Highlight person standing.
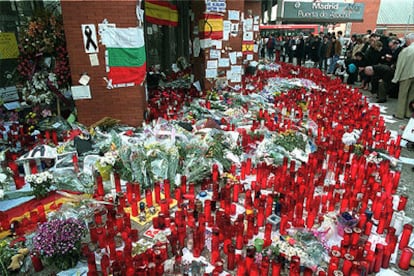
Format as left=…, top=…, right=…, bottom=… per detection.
left=267, top=34, right=275, bottom=61
left=327, top=36, right=342, bottom=74
left=274, top=36, right=282, bottom=62
left=392, top=33, right=414, bottom=119
left=287, top=36, right=296, bottom=63
left=319, top=35, right=329, bottom=71
left=352, top=37, right=365, bottom=59
left=310, top=35, right=321, bottom=68
left=295, top=33, right=305, bottom=66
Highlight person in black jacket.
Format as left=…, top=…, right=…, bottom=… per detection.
left=295, top=33, right=305, bottom=66
left=310, top=35, right=321, bottom=68
left=364, top=64, right=394, bottom=103
left=366, top=40, right=383, bottom=93
left=319, top=35, right=329, bottom=71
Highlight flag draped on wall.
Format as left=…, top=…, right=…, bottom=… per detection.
left=199, top=13, right=223, bottom=40
left=145, top=0, right=179, bottom=27
left=101, top=27, right=146, bottom=88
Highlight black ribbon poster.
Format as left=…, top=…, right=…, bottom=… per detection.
left=81, top=24, right=99, bottom=54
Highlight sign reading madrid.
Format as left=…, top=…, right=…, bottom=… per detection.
left=281, top=1, right=365, bottom=23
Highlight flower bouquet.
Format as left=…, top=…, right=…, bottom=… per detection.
left=95, top=151, right=117, bottom=181
left=0, top=166, right=14, bottom=194
left=0, top=239, right=17, bottom=275
left=33, top=218, right=86, bottom=270
left=25, top=171, right=54, bottom=199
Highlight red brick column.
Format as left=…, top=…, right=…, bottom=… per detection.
left=61, top=0, right=146, bottom=127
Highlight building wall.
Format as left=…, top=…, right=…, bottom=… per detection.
left=61, top=0, right=146, bottom=127
left=351, top=0, right=381, bottom=35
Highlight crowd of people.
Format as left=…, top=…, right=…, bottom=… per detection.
left=259, top=30, right=414, bottom=119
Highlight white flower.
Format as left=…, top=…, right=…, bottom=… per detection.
left=0, top=173, right=7, bottom=183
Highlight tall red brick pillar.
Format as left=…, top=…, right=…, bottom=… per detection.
left=351, top=0, right=381, bottom=35
left=61, top=0, right=146, bottom=127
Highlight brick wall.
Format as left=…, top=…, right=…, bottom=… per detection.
left=351, top=0, right=381, bottom=35
left=61, top=0, right=146, bottom=127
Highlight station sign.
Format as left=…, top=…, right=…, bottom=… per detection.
left=280, top=1, right=365, bottom=23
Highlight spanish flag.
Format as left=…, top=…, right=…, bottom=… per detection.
left=242, top=41, right=255, bottom=55
left=199, top=13, right=223, bottom=40
left=145, top=0, right=179, bottom=27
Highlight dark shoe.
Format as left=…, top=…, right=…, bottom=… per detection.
left=376, top=99, right=387, bottom=103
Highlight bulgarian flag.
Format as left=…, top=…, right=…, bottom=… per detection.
left=199, top=13, right=223, bottom=40
left=145, top=0, right=178, bottom=27
left=101, top=27, right=146, bottom=88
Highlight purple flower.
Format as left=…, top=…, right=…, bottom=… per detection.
left=33, top=218, right=86, bottom=258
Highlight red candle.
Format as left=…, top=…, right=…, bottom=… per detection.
left=328, top=261, right=338, bottom=276
left=343, top=254, right=354, bottom=276
left=87, top=252, right=96, bottom=274
left=114, top=173, right=121, bottom=193
left=164, top=179, right=171, bottom=200
left=271, top=259, right=282, bottom=275
left=116, top=213, right=124, bottom=232
left=134, top=183, right=141, bottom=201
left=174, top=187, right=182, bottom=205
left=364, top=221, right=373, bottom=236
left=227, top=244, right=236, bottom=270
left=72, top=153, right=79, bottom=173
left=160, top=199, right=169, bottom=215
left=180, top=175, right=187, bottom=194
left=96, top=176, right=105, bottom=196
left=351, top=227, right=361, bottom=246
left=126, top=183, right=133, bottom=203
left=381, top=247, right=392, bottom=268
left=398, top=194, right=408, bottom=211
left=399, top=224, right=413, bottom=250
left=236, top=260, right=247, bottom=276
left=145, top=189, right=153, bottom=207
left=289, top=255, right=300, bottom=276
left=45, top=130, right=50, bottom=141
left=52, top=130, right=58, bottom=145
left=233, top=184, right=239, bottom=202
left=131, top=200, right=138, bottom=217
left=31, top=252, right=43, bottom=272
left=373, top=244, right=384, bottom=273
left=154, top=182, right=161, bottom=204
left=398, top=247, right=414, bottom=270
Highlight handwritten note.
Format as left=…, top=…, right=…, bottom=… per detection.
left=206, top=68, right=218, bottom=78
left=218, top=58, right=230, bottom=67
left=210, top=49, right=221, bottom=59
left=207, top=60, right=218, bottom=69
left=228, top=10, right=240, bottom=21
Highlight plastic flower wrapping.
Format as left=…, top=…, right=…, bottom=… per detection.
left=271, top=228, right=329, bottom=271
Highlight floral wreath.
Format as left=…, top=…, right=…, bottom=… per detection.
left=17, top=10, right=71, bottom=106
